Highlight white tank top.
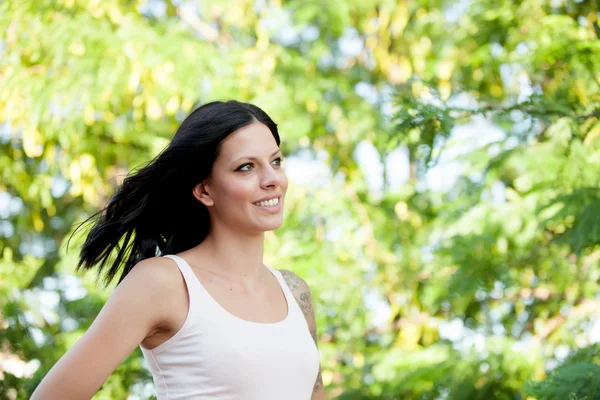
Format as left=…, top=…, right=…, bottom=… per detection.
left=140, top=254, right=320, bottom=400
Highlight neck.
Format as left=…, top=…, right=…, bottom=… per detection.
left=187, top=223, right=266, bottom=280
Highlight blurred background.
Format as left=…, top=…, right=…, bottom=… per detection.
left=1, top=0, right=600, bottom=399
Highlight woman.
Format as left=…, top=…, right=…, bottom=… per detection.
left=31, top=100, right=325, bottom=399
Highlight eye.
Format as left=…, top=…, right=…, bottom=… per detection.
left=272, top=157, right=283, bottom=166
left=236, top=163, right=253, bottom=172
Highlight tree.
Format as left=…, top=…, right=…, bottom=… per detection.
left=1, top=0, right=599, bottom=399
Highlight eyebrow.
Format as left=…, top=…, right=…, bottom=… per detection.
left=232, top=149, right=282, bottom=164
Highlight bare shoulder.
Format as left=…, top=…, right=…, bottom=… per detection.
left=279, top=269, right=310, bottom=293
left=278, top=269, right=315, bottom=321
left=116, top=256, right=186, bottom=324
left=116, top=257, right=182, bottom=301
left=125, top=256, right=182, bottom=288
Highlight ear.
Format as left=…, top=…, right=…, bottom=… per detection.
left=192, top=181, right=214, bottom=207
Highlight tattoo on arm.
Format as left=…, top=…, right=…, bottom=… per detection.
left=311, top=323, right=324, bottom=393
left=280, top=269, right=303, bottom=291
left=280, top=270, right=324, bottom=394
left=299, top=292, right=314, bottom=317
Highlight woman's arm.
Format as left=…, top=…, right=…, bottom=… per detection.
left=31, top=257, right=180, bottom=400
left=280, top=270, right=326, bottom=400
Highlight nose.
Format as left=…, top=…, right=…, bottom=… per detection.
left=260, top=165, right=281, bottom=190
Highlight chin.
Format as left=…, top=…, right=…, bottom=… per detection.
left=254, top=217, right=284, bottom=232
left=261, top=221, right=283, bottom=232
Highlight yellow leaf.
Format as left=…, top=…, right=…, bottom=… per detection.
left=411, top=80, right=424, bottom=97
left=365, top=37, right=378, bottom=50
left=496, top=237, right=508, bottom=254
left=69, top=162, right=81, bottom=182
left=419, top=36, right=432, bottom=54
left=394, top=201, right=409, bottom=220
left=145, top=97, right=163, bottom=120
left=255, top=23, right=269, bottom=51
left=390, top=4, right=409, bottom=37
left=490, top=83, right=503, bottom=97
left=69, top=183, right=82, bottom=197
left=132, top=95, right=144, bottom=108
left=388, top=56, right=412, bottom=84
left=127, top=72, right=141, bottom=94
left=23, top=126, right=44, bottom=158
left=436, top=60, right=454, bottom=81
left=165, top=96, right=180, bottom=116
left=79, top=154, right=95, bottom=174
left=353, top=352, right=365, bottom=368
left=321, top=369, right=333, bottom=386
left=181, top=98, right=194, bottom=112
left=306, top=99, right=317, bottom=114
left=421, top=323, right=439, bottom=346
left=584, top=122, right=600, bottom=146
left=107, top=4, right=124, bottom=24
left=68, top=42, right=86, bottom=56
left=396, top=323, right=422, bottom=348
left=438, top=81, right=451, bottom=100
left=33, top=214, right=44, bottom=232
left=409, top=213, right=422, bottom=228
left=103, top=111, right=115, bottom=122
left=84, top=105, right=95, bottom=126
left=91, top=6, right=105, bottom=18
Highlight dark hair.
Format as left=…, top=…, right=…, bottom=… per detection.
left=73, top=100, right=280, bottom=285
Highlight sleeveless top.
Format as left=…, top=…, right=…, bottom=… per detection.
left=139, top=254, right=320, bottom=400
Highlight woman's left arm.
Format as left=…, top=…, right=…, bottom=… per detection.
left=280, top=270, right=326, bottom=400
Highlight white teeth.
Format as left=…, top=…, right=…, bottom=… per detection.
left=255, top=197, right=279, bottom=207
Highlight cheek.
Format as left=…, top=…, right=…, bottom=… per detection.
left=280, top=171, right=289, bottom=194
left=221, top=178, right=255, bottom=201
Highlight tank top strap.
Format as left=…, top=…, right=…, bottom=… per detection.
left=266, top=266, right=303, bottom=320
left=163, top=255, right=201, bottom=300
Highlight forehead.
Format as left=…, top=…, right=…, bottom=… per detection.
left=219, top=122, right=278, bottom=160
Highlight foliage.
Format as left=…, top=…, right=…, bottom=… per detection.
left=525, top=363, right=600, bottom=400
left=1, top=0, right=600, bottom=399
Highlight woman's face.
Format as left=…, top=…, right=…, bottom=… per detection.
left=197, top=121, right=288, bottom=233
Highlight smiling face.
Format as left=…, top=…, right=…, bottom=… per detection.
left=193, top=121, right=288, bottom=234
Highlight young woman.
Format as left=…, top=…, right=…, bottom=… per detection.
left=31, top=100, right=325, bottom=399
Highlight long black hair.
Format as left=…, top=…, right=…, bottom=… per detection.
left=74, top=100, right=280, bottom=285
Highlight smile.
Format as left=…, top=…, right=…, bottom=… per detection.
left=252, top=197, right=280, bottom=207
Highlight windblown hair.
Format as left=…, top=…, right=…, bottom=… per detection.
left=74, top=100, right=280, bottom=285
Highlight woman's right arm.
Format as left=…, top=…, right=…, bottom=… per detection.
left=31, top=257, right=178, bottom=400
